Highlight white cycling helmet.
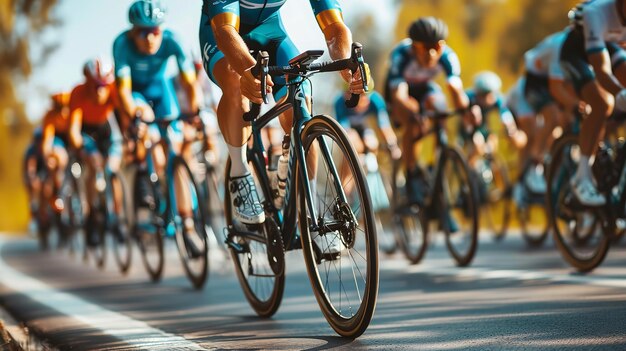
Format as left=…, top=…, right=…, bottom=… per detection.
left=83, top=57, right=114, bottom=85
left=473, top=71, right=502, bottom=94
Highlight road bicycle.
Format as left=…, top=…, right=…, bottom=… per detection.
left=390, top=110, right=479, bottom=266
left=546, top=115, right=626, bottom=272
left=131, top=114, right=210, bottom=289
left=224, top=43, right=378, bottom=338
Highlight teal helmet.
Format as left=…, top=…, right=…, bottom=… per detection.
left=128, top=0, right=166, bottom=27
left=473, top=71, right=502, bottom=94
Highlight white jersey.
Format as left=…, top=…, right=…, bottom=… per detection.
left=524, top=29, right=569, bottom=80
left=580, top=0, right=626, bottom=53
left=506, top=77, right=534, bottom=118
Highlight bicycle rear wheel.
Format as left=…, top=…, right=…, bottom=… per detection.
left=172, top=156, right=209, bottom=289
left=224, top=158, right=285, bottom=318
left=298, top=115, right=378, bottom=338
left=132, top=167, right=165, bottom=282
left=109, top=172, right=133, bottom=274
left=441, top=146, right=479, bottom=267
left=546, top=135, right=610, bottom=272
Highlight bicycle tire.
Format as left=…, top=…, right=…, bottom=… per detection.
left=483, top=155, right=511, bottom=241
left=441, top=146, right=479, bottom=267
left=109, top=172, right=133, bottom=274
left=391, top=159, right=428, bottom=264
left=172, top=156, right=210, bottom=289
left=132, top=167, right=165, bottom=282
left=298, top=115, right=378, bottom=338
left=546, top=134, right=610, bottom=272
left=59, top=166, right=86, bottom=255
left=84, top=188, right=107, bottom=270
left=224, top=158, right=285, bottom=318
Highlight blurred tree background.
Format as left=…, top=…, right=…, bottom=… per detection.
left=0, top=0, right=60, bottom=232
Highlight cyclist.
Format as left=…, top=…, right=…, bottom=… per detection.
left=199, top=0, right=370, bottom=225
left=561, top=0, right=626, bottom=206
left=68, top=57, right=124, bottom=245
left=461, top=71, right=525, bottom=161
left=384, top=17, right=475, bottom=205
left=23, top=127, right=45, bottom=227
left=334, top=90, right=400, bottom=159
left=517, top=28, right=582, bottom=194
left=113, top=0, right=200, bottom=236
left=40, top=92, right=73, bottom=213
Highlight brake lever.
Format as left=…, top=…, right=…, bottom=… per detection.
left=345, top=42, right=366, bottom=108
left=243, top=51, right=270, bottom=122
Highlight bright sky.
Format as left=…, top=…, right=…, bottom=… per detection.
left=24, top=0, right=396, bottom=121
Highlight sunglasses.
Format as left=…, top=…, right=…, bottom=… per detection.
left=135, top=26, right=162, bottom=38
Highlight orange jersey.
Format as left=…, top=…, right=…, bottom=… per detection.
left=69, top=83, right=120, bottom=127
left=42, top=108, right=71, bottom=136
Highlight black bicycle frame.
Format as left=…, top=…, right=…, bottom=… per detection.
left=246, top=81, right=348, bottom=249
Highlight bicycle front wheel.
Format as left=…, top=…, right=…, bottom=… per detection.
left=391, top=159, right=428, bottom=264
left=298, top=115, right=378, bottom=338
left=108, top=172, right=133, bottom=274
left=441, top=146, right=479, bottom=267
left=132, top=167, right=165, bottom=282
left=172, top=156, right=210, bottom=290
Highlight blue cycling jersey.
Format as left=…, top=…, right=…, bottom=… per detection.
left=385, top=39, right=461, bottom=96
left=202, top=0, right=341, bottom=26
left=464, top=89, right=515, bottom=138
left=113, top=29, right=194, bottom=88
left=466, top=90, right=511, bottom=120
left=334, top=91, right=391, bottom=130
left=113, top=29, right=194, bottom=119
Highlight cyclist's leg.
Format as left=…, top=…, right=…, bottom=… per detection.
left=201, top=30, right=264, bottom=223
left=559, top=30, right=612, bottom=206
left=49, top=136, right=68, bottom=211
left=81, top=133, right=103, bottom=210
left=147, top=79, right=196, bottom=221
left=23, top=144, right=41, bottom=216
left=103, top=116, right=124, bottom=214
left=390, top=83, right=421, bottom=172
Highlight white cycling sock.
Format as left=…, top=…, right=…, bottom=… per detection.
left=575, top=155, right=592, bottom=183
left=228, top=144, right=250, bottom=177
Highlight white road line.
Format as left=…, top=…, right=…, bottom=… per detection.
left=0, top=236, right=208, bottom=350
left=382, top=262, right=626, bottom=288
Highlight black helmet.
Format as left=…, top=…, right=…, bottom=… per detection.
left=408, top=17, right=448, bottom=43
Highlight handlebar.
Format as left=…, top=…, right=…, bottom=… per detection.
left=243, top=42, right=369, bottom=122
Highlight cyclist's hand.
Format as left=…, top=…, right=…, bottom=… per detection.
left=575, top=100, right=589, bottom=114
left=135, top=105, right=154, bottom=123
left=467, top=105, right=482, bottom=127
left=70, top=131, right=83, bottom=150
left=340, top=63, right=373, bottom=94
left=616, top=89, right=626, bottom=112
left=389, top=144, right=402, bottom=160
left=511, top=129, right=528, bottom=149
left=241, top=68, right=273, bottom=104
left=46, top=155, right=58, bottom=170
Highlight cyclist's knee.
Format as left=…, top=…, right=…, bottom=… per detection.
left=582, top=82, right=614, bottom=117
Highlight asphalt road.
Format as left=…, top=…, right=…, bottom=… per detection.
left=1, top=230, right=626, bottom=350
